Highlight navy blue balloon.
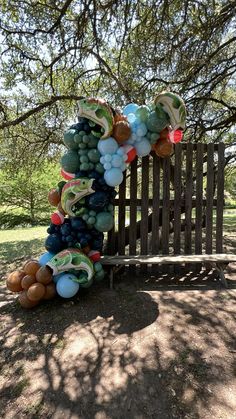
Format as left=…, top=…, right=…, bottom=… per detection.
left=86, top=191, right=109, bottom=211
left=70, top=217, right=87, bottom=231
left=45, top=234, right=63, bottom=253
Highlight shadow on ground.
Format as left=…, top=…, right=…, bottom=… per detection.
left=1, top=267, right=236, bottom=419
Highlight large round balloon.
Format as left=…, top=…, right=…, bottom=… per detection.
left=56, top=273, right=80, bottom=298
left=104, top=167, right=123, bottom=187
left=123, top=103, right=139, bottom=116
left=95, top=212, right=114, bottom=232
left=135, top=139, right=151, bottom=157
left=98, top=137, right=118, bottom=155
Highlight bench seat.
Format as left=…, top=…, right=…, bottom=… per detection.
left=100, top=254, right=236, bottom=288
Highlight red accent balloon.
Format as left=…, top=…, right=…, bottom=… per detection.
left=61, top=169, right=76, bottom=180
left=121, top=144, right=137, bottom=163
left=168, top=129, right=183, bottom=144
left=51, top=211, right=65, bottom=225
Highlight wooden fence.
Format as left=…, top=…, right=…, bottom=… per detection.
left=106, top=143, right=225, bottom=262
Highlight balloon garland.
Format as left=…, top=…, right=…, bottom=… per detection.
left=6, top=92, right=186, bottom=308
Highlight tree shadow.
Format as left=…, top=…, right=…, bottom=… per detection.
left=0, top=277, right=236, bottom=418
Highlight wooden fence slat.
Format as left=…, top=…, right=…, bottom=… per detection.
left=173, top=144, right=182, bottom=255
left=118, top=174, right=126, bottom=255
left=140, top=156, right=149, bottom=272
left=129, top=158, right=138, bottom=273
left=216, top=143, right=225, bottom=253
left=162, top=157, right=170, bottom=255
left=206, top=143, right=214, bottom=254
left=195, top=143, right=204, bottom=254
left=152, top=154, right=160, bottom=254
left=184, top=143, right=193, bottom=255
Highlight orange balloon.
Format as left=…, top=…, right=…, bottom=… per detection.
left=23, top=260, right=40, bottom=276
left=48, top=188, right=60, bottom=206
left=19, top=291, right=39, bottom=308
left=82, top=245, right=91, bottom=255
left=153, top=138, right=173, bottom=158
left=7, top=270, right=25, bottom=292
left=21, top=275, right=36, bottom=290
left=43, top=283, right=56, bottom=300
left=113, top=121, right=131, bottom=144
left=27, top=283, right=46, bottom=301
left=36, top=266, right=52, bottom=285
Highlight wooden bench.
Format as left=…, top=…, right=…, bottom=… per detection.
left=101, top=254, right=236, bottom=289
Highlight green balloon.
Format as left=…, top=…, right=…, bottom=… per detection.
left=88, top=149, right=100, bottom=163
left=95, top=270, right=105, bottom=281
left=78, top=149, right=88, bottom=156
left=94, top=212, right=114, bottom=232
left=80, top=162, right=89, bottom=171
left=61, top=150, right=80, bottom=173
left=80, top=155, right=89, bottom=163
left=87, top=216, right=96, bottom=225
left=94, top=262, right=103, bottom=272
left=83, top=135, right=89, bottom=144
left=79, top=142, right=86, bottom=149
left=135, top=105, right=149, bottom=122
left=95, top=163, right=105, bottom=174
left=63, top=129, right=78, bottom=150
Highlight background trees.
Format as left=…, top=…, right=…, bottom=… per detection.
left=0, top=0, right=235, bottom=222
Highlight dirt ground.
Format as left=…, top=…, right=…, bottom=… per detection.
left=1, top=265, right=236, bottom=419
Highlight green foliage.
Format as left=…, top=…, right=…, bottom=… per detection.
left=0, top=162, right=61, bottom=226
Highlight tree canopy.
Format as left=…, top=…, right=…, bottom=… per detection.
left=0, top=0, right=236, bottom=169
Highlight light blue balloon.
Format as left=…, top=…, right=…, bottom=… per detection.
left=100, top=156, right=105, bottom=164
left=135, top=139, right=152, bottom=157
left=98, top=137, right=118, bottom=155
left=136, top=122, right=147, bottom=137
left=104, top=168, right=123, bottom=187
left=39, top=252, right=55, bottom=266
left=104, top=162, right=112, bottom=170
left=104, top=154, right=112, bottom=162
left=56, top=273, right=80, bottom=298
left=127, top=113, right=136, bottom=124
left=111, top=154, right=123, bottom=167
left=123, top=103, right=139, bottom=116
left=53, top=272, right=66, bottom=284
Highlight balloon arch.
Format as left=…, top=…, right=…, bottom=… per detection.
left=6, top=92, right=186, bottom=308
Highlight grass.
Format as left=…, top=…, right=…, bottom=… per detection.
left=0, top=211, right=235, bottom=277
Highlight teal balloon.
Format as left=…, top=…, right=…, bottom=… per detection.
left=56, top=274, right=80, bottom=298
left=95, top=270, right=105, bottom=281
left=135, top=106, right=149, bottom=122
left=95, top=163, right=105, bottom=174
left=61, top=150, right=80, bottom=173
left=63, top=129, right=78, bottom=150
left=88, top=149, right=100, bottom=163
left=94, top=262, right=103, bottom=272
left=95, top=212, right=114, bottom=232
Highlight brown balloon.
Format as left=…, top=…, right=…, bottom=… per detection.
left=21, top=274, right=36, bottom=290
left=19, top=291, right=39, bottom=308
left=153, top=138, right=173, bottom=158
left=159, top=127, right=169, bottom=140
left=27, top=283, right=46, bottom=301
left=43, top=283, right=56, bottom=300
left=36, top=266, right=52, bottom=285
left=48, top=188, right=61, bottom=206
left=7, top=270, right=25, bottom=292
left=23, top=260, right=40, bottom=276
left=113, top=121, right=131, bottom=144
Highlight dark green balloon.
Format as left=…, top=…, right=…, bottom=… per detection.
left=61, top=150, right=80, bottom=173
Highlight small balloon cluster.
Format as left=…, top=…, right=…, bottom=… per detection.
left=6, top=92, right=186, bottom=308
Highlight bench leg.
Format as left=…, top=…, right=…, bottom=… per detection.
left=109, top=267, right=114, bottom=290
left=215, top=263, right=228, bottom=288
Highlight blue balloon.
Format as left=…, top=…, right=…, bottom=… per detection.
left=98, top=137, right=118, bottom=155
left=104, top=168, right=123, bottom=187
left=136, top=122, right=147, bottom=137
left=56, top=273, right=80, bottom=298
left=127, top=113, right=137, bottom=124
left=53, top=272, right=66, bottom=284
left=111, top=154, right=123, bottom=168
left=123, top=103, right=139, bottom=116
left=135, top=139, right=152, bottom=157
left=39, top=252, right=55, bottom=266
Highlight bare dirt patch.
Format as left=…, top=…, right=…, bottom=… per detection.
left=1, top=265, right=236, bottom=419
